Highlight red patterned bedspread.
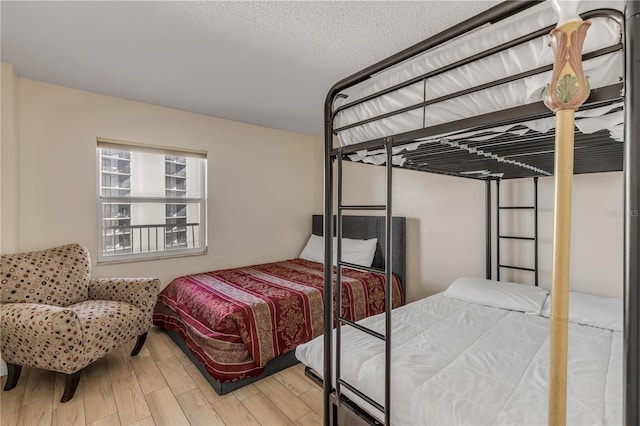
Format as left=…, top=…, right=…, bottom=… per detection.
left=153, top=258, right=402, bottom=382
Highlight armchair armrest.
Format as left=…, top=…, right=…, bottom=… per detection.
left=88, top=278, right=160, bottom=327
left=0, top=303, right=84, bottom=373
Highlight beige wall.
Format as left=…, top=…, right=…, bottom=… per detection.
left=1, top=63, right=20, bottom=254
left=0, top=63, right=21, bottom=377
left=498, top=173, right=623, bottom=298
left=313, top=136, right=624, bottom=301
left=313, top=133, right=324, bottom=214
left=3, top=72, right=316, bottom=288
left=313, top=134, right=486, bottom=302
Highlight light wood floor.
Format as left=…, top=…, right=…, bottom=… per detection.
left=0, top=327, right=323, bottom=426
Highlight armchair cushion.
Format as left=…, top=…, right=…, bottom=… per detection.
left=1, top=244, right=91, bottom=307
left=1, top=303, right=84, bottom=374
left=71, top=300, right=147, bottom=365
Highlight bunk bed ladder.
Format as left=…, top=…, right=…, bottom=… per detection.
left=334, top=139, right=393, bottom=426
left=496, top=177, right=539, bottom=286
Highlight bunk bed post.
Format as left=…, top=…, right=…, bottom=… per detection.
left=544, top=2, right=592, bottom=424
left=384, top=138, right=393, bottom=426
left=335, top=152, right=344, bottom=417
left=624, top=1, right=640, bottom=425
left=534, top=177, right=539, bottom=287
left=496, top=179, right=501, bottom=281
left=486, top=180, right=492, bottom=280
left=323, top=102, right=335, bottom=426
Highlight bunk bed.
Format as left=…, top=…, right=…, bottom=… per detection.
left=152, top=215, right=406, bottom=394
left=298, top=0, right=639, bottom=424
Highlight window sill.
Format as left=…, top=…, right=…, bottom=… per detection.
left=96, top=247, right=208, bottom=265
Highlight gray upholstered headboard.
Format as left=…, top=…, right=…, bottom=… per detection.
left=311, top=215, right=407, bottom=299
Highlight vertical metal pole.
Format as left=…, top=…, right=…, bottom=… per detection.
left=486, top=180, right=492, bottom=280
left=624, top=3, right=640, bottom=425
left=335, top=152, right=343, bottom=408
left=384, top=138, right=393, bottom=426
left=534, top=177, right=539, bottom=287
left=496, top=179, right=501, bottom=281
left=323, top=114, right=335, bottom=426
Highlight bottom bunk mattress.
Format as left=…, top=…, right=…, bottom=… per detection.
left=153, top=258, right=402, bottom=382
left=296, top=281, right=622, bottom=425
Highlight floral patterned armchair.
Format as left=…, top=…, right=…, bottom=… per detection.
left=1, top=244, right=160, bottom=402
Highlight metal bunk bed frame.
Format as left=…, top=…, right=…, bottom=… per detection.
left=322, top=1, right=639, bottom=425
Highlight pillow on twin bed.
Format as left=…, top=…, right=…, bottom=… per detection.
left=299, top=234, right=378, bottom=267
left=299, top=234, right=325, bottom=263
left=541, top=292, right=623, bottom=332
left=341, top=237, right=378, bottom=267
left=444, top=277, right=549, bottom=314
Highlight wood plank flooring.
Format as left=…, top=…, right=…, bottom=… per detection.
left=0, top=327, right=322, bottom=426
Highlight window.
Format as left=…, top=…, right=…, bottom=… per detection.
left=97, top=139, right=206, bottom=263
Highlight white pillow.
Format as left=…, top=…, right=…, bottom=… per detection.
left=541, top=292, right=623, bottom=332
left=299, top=234, right=325, bottom=263
left=299, top=235, right=378, bottom=267
left=341, top=237, right=377, bottom=267
left=444, top=277, right=549, bottom=314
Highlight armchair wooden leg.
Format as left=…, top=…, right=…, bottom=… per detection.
left=131, top=332, right=148, bottom=356
left=3, top=363, right=22, bottom=391
left=60, top=370, right=82, bottom=403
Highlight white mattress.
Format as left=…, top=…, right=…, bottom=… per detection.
left=334, top=0, right=624, bottom=149
left=295, top=293, right=622, bottom=425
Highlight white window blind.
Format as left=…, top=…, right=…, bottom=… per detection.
left=96, top=139, right=207, bottom=263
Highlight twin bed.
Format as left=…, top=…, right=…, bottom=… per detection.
left=152, top=215, right=406, bottom=394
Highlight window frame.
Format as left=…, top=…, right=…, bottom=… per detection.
left=96, top=139, right=207, bottom=264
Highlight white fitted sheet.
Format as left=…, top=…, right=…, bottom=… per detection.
left=334, top=0, right=624, bottom=148
left=295, top=293, right=622, bottom=425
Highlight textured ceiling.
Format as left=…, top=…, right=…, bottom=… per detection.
left=1, top=1, right=500, bottom=135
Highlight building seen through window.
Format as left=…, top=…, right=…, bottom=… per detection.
left=97, top=142, right=206, bottom=262
left=165, top=156, right=188, bottom=249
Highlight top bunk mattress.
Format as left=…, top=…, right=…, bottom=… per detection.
left=333, top=0, right=624, bottom=150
